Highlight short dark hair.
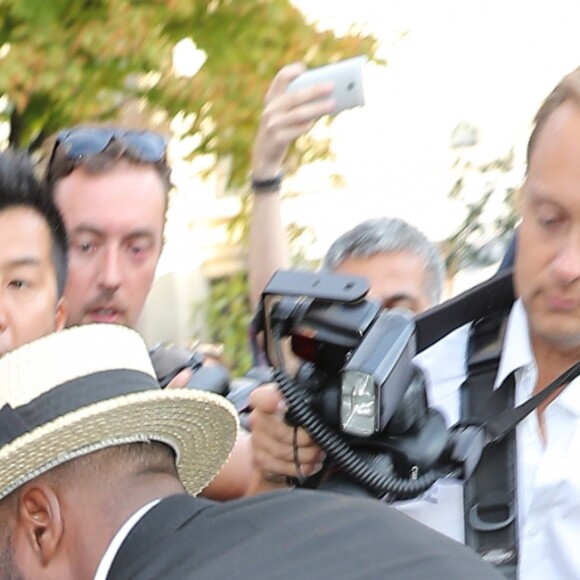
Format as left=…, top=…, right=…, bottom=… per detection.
left=34, top=441, right=177, bottom=494
left=0, top=150, right=68, bottom=297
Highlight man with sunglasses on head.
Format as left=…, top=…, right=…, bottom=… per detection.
left=44, top=125, right=254, bottom=499
left=45, top=127, right=168, bottom=330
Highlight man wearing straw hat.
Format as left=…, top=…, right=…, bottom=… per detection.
left=0, top=323, right=502, bottom=579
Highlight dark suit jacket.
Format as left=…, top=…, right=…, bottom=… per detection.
left=108, top=489, right=502, bottom=579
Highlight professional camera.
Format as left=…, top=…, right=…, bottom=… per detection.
left=149, top=342, right=273, bottom=431
left=258, top=269, right=485, bottom=501
left=150, top=342, right=230, bottom=393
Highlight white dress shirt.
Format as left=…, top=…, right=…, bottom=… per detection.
left=397, top=299, right=580, bottom=579
left=94, top=499, right=160, bottom=580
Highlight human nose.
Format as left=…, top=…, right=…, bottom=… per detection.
left=552, top=234, right=580, bottom=284
left=97, top=246, right=123, bottom=290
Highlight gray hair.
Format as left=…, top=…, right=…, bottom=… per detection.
left=322, top=217, right=445, bottom=306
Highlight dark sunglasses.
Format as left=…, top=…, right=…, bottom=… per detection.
left=47, top=126, right=167, bottom=173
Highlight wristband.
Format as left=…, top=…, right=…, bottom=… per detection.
left=251, top=172, right=283, bottom=193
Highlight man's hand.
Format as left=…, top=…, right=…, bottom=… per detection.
left=248, top=63, right=334, bottom=309
left=251, top=62, right=334, bottom=180
left=246, top=383, right=325, bottom=494
left=165, top=367, right=193, bottom=389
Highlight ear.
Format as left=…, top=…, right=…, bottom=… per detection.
left=17, top=483, right=64, bottom=566
left=55, top=297, right=67, bottom=331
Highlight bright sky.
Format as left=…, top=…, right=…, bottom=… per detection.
left=161, top=0, right=580, bottom=278
left=286, top=0, right=580, bottom=252
left=147, top=0, right=580, bottom=339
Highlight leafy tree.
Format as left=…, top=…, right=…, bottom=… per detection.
left=205, top=271, right=255, bottom=374
left=0, top=0, right=379, bottom=375
left=0, top=0, right=379, bottom=184
left=441, top=149, right=519, bottom=291
left=206, top=194, right=319, bottom=375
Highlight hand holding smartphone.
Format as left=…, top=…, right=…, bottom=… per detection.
left=286, top=56, right=367, bottom=116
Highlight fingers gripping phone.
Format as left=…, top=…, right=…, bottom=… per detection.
left=286, top=56, right=366, bottom=116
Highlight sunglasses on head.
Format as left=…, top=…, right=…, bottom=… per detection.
left=47, top=126, right=167, bottom=173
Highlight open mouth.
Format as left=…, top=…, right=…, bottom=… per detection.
left=87, top=307, right=123, bottom=323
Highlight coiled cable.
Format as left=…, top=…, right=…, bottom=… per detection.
left=271, top=324, right=452, bottom=500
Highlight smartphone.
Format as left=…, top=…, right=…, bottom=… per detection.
left=286, top=56, right=367, bottom=116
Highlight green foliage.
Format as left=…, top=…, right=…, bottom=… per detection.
left=205, top=190, right=318, bottom=376
left=0, top=0, right=380, bottom=374
left=440, top=188, right=494, bottom=278
left=0, top=0, right=379, bottom=184
left=205, top=185, right=319, bottom=376
left=205, top=271, right=254, bottom=376
left=442, top=149, right=518, bottom=279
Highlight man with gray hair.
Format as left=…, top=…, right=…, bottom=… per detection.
left=248, top=63, right=445, bottom=316
left=322, top=216, right=445, bottom=313
left=247, top=216, right=445, bottom=493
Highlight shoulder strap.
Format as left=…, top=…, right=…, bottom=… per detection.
left=414, top=269, right=514, bottom=353
left=484, top=361, right=580, bottom=443
left=461, top=310, right=518, bottom=579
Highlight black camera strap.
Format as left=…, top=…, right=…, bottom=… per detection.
left=414, top=270, right=515, bottom=353
left=462, top=320, right=580, bottom=579
left=462, top=311, right=518, bottom=579
left=413, top=270, right=518, bottom=576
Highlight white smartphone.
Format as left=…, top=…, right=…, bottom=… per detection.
left=286, top=56, right=367, bottom=116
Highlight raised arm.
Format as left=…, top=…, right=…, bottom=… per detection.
left=248, top=62, right=335, bottom=308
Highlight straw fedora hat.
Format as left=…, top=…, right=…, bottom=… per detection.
left=0, top=324, right=239, bottom=501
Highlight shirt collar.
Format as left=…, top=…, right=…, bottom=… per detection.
left=94, top=498, right=161, bottom=580
left=494, top=298, right=534, bottom=390
left=494, top=298, right=580, bottom=416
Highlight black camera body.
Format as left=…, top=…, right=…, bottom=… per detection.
left=149, top=343, right=271, bottom=430
left=259, top=269, right=482, bottom=500
left=149, top=343, right=230, bottom=394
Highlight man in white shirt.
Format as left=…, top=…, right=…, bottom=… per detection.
left=248, top=66, right=580, bottom=578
